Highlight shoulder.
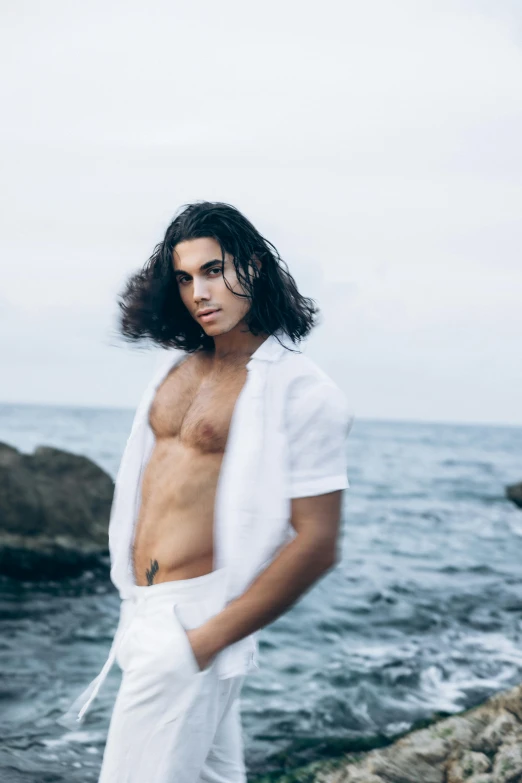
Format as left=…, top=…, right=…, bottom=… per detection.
left=275, top=349, right=354, bottom=430
left=277, top=347, right=346, bottom=398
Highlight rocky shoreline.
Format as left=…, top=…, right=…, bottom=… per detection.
left=252, top=681, right=522, bottom=783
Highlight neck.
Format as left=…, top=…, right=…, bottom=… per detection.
left=208, top=325, right=270, bottom=366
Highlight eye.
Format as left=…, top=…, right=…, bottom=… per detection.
left=208, top=267, right=221, bottom=276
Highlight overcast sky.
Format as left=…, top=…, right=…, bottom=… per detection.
left=1, top=0, right=521, bottom=426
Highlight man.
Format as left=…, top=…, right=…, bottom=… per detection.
left=59, top=201, right=355, bottom=782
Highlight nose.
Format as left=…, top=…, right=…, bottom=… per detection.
left=192, top=276, right=211, bottom=303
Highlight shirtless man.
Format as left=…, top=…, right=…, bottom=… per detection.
left=64, top=201, right=354, bottom=782
left=132, top=317, right=261, bottom=588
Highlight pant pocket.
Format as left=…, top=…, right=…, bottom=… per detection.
left=171, top=604, right=207, bottom=676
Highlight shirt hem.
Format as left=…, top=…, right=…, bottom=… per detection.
left=289, top=474, right=349, bottom=498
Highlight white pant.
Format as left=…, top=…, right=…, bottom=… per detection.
left=98, top=568, right=247, bottom=783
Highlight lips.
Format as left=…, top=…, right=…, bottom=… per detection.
left=197, top=309, right=220, bottom=318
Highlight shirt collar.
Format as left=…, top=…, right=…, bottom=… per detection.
left=246, top=328, right=300, bottom=366
left=157, top=328, right=299, bottom=376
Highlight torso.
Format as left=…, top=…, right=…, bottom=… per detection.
left=131, top=350, right=249, bottom=585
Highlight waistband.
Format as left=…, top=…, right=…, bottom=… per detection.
left=130, top=567, right=227, bottom=602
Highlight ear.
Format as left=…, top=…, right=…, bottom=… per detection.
left=250, top=254, right=262, bottom=275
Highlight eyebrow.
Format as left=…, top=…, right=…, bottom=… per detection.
left=173, top=259, right=224, bottom=278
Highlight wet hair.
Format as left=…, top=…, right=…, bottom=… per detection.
left=117, top=200, right=319, bottom=352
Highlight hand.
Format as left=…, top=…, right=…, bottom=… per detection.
left=185, top=625, right=219, bottom=673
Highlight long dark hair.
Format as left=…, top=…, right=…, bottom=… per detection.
left=117, top=200, right=319, bottom=352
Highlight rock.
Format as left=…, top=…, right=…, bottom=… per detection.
left=506, top=481, right=522, bottom=509
left=367, top=745, right=445, bottom=783
left=502, top=727, right=522, bottom=746
left=492, top=683, right=522, bottom=723
left=428, top=716, right=481, bottom=750
left=364, top=718, right=482, bottom=783
left=0, top=441, right=113, bottom=578
left=492, top=742, right=522, bottom=782
left=447, top=750, right=491, bottom=782
left=341, top=772, right=384, bottom=783
left=472, top=710, right=520, bottom=753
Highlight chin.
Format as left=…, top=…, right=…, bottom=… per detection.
left=202, top=323, right=226, bottom=335
left=200, top=317, right=241, bottom=336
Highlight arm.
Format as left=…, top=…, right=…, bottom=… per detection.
left=187, top=488, right=344, bottom=670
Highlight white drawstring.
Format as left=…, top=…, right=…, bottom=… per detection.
left=56, top=598, right=137, bottom=728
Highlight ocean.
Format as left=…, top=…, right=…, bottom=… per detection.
left=1, top=402, right=521, bottom=781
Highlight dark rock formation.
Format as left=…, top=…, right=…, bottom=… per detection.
left=0, top=441, right=113, bottom=579
left=506, top=481, right=522, bottom=510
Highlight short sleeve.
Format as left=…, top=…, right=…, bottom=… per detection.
left=285, top=380, right=355, bottom=499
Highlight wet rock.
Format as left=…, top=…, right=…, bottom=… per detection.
left=506, top=481, right=522, bottom=509
left=0, top=441, right=113, bottom=579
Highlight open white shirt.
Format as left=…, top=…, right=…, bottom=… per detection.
left=61, top=328, right=355, bottom=724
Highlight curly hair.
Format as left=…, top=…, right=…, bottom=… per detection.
left=117, top=200, right=319, bottom=353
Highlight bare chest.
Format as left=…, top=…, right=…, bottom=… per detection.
left=148, top=355, right=248, bottom=454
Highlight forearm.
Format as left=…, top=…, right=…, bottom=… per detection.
left=203, top=534, right=336, bottom=656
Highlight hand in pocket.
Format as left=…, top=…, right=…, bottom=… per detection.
left=173, top=606, right=211, bottom=674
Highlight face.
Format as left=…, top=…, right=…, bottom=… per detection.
left=172, top=237, right=254, bottom=337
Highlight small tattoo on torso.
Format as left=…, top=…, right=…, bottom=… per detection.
left=146, top=559, right=159, bottom=585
